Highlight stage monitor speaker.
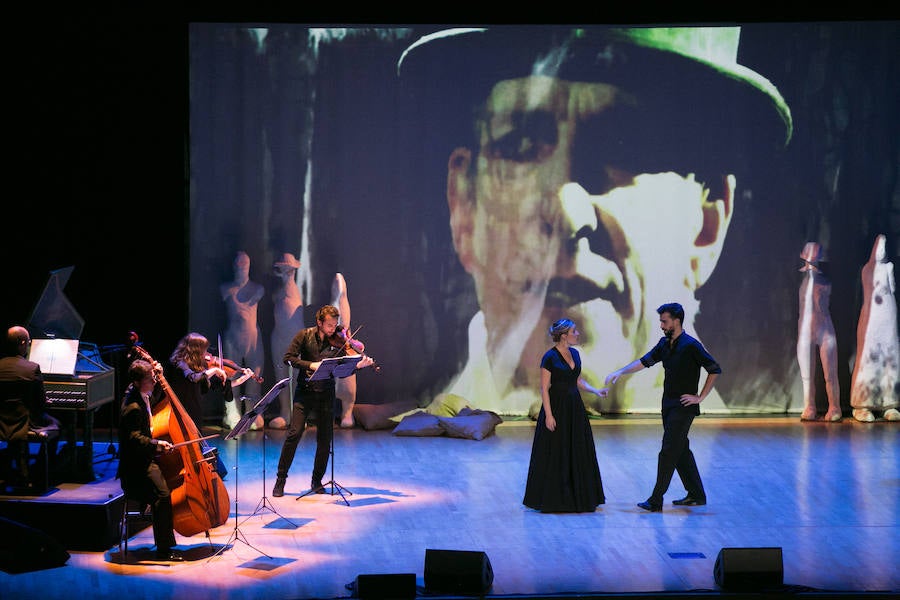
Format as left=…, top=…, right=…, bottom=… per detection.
left=354, top=573, right=416, bottom=600
left=714, top=546, right=783, bottom=591
left=424, top=548, right=493, bottom=595
left=0, top=516, right=70, bottom=574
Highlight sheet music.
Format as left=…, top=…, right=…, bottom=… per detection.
left=28, top=338, right=80, bottom=375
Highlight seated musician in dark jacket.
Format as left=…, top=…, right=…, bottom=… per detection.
left=117, top=358, right=183, bottom=561
left=0, top=326, right=60, bottom=487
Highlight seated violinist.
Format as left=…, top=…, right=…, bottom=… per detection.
left=116, top=359, right=183, bottom=561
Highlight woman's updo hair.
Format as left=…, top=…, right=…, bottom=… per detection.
left=549, top=318, right=575, bottom=343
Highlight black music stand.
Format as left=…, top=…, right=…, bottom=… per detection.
left=297, top=356, right=361, bottom=506
left=239, top=378, right=296, bottom=526
left=212, top=378, right=290, bottom=559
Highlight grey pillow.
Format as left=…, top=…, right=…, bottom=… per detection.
left=437, top=408, right=503, bottom=441
left=391, top=411, right=445, bottom=436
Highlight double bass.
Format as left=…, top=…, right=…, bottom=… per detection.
left=130, top=345, right=230, bottom=537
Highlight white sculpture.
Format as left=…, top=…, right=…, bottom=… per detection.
left=220, top=251, right=265, bottom=430
left=270, top=253, right=304, bottom=429
left=332, top=273, right=358, bottom=428
left=797, top=242, right=842, bottom=422
left=850, top=235, right=899, bottom=422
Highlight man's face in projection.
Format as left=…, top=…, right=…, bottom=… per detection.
left=447, top=75, right=734, bottom=408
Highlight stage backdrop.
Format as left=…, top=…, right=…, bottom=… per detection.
left=188, top=23, right=899, bottom=416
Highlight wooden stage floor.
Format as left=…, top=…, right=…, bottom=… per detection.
left=1, top=415, right=898, bottom=600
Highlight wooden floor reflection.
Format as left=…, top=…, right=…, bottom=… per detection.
left=2, top=415, right=898, bottom=600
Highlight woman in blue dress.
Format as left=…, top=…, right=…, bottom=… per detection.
left=523, top=318, right=607, bottom=512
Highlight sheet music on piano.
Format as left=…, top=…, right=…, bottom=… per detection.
left=28, top=338, right=79, bottom=376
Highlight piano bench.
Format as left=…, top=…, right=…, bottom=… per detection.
left=0, top=428, right=59, bottom=495
left=28, top=427, right=59, bottom=494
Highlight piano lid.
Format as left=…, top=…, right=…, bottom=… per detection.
left=26, top=266, right=84, bottom=340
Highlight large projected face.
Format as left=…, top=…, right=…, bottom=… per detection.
left=445, top=75, right=734, bottom=414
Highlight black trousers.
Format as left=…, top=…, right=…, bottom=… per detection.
left=126, top=462, right=177, bottom=551
left=275, top=389, right=334, bottom=484
left=648, top=404, right=705, bottom=505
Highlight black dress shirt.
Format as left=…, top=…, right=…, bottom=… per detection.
left=283, top=326, right=344, bottom=393
left=640, top=332, right=722, bottom=409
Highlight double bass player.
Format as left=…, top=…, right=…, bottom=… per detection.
left=119, top=343, right=231, bottom=561
left=117, top=358, right=183, bottom=561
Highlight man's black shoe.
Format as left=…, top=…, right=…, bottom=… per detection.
left=155, top=549, right=185, bottom=561
left=311, top=480, right=326, bottom=494
left=272, top=477, right=286, bottom=497
left=672, top=495, right=706, bottom=506
left=637, top=501, right=662, bottom=512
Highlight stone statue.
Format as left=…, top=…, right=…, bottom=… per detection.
left=850, top=235, right=899, bottom=422
left=220, top=251, right=265, bottom=430
left=797, top=242, right=842, bottom=422
left=332, top=273, right=358, bottom=428
left=269, top=253, right=304, bottom=429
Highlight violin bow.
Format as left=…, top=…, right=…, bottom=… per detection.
left=170, top=433, right=220, bottom=449
left=217, top=333, right=224, bottom=373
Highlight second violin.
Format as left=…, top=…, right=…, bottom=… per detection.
left=205, top=352, right=264, bottom=386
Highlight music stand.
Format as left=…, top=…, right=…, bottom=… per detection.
left=213, top=377, right=291, bottom=558
left=297, top=355, right=361, bottom=506
left=307, top=355, right=362, bottom=382
left=237, top=378, right=297, bottom=526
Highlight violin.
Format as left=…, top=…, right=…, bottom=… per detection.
left=205, top=352, right=263, bottom=386
left=328, top=325, right=381, bottom=373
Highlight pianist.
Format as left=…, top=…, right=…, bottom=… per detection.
left=0, top=326, right=61, bottom=486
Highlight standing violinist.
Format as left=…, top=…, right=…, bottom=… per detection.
left=272, top=305, right=373, bottom=497
left=117, top=359, right=183, bottom=561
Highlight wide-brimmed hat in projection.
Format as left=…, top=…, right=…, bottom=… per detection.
left=398, top=26, right=793, bottom=154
